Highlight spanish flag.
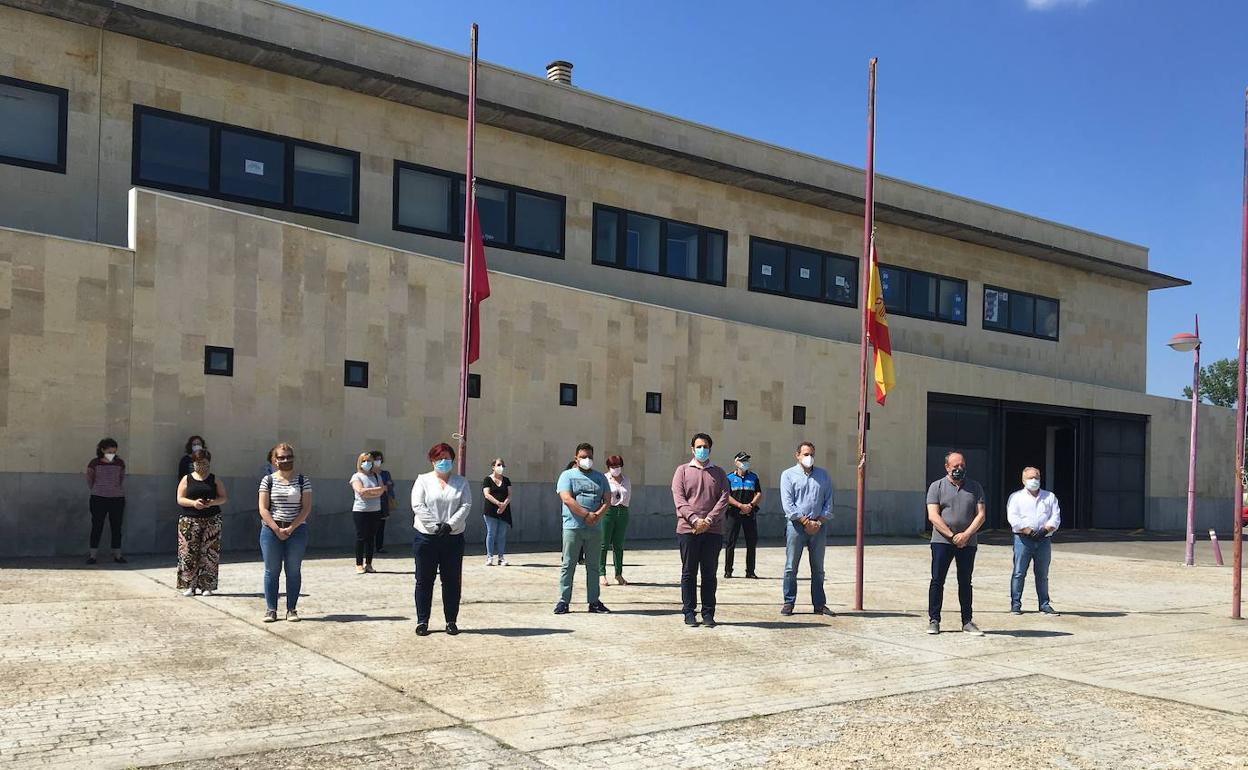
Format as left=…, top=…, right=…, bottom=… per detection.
left=866, top=236, right=895, bottom=405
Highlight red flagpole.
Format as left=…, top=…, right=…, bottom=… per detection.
left=1233, top=86, right=1246, bottom=619
left=456, top=24, right=478, bottom=476
left=854, top=58, right=877, bottom=612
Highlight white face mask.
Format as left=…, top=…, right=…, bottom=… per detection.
left=191, top=443, right=203, bottom=452
left=1024, top=478, right=1041, bottom=492
left=578, top=457, right=593, bottom=471
left=494, top=465, right=505, bottom=475
left=799, top=455, right=814, bottom=469
left=373, top=460, right=382, bottom=468
left=609, top=467, right=622, bottom=478
left=104, top=452, right=117, bottom=462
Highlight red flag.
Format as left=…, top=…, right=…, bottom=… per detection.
left=467, top=199, right=490, bottom=364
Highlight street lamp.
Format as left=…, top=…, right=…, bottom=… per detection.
left=1168, top=316, right=1200, bottom=567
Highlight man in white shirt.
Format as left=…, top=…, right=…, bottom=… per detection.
left=1006, top=466, right=1060, bottom=616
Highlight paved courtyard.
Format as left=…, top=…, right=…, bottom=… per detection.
left=2, top=537, right=1246, bottom=768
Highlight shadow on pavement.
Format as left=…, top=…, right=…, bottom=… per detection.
left=838, top=611, right=919, bottom=618
left=986, top=629, right=1073, bottom=637
left=462, top=627, right=574, bottom=637
left=719, top=621, right=827, bottom=629
left=610, top=608, right=685, bottom=617
left=1056, top=611, right=1126, bottom=618
left=304, top=614, right=408, bottom=623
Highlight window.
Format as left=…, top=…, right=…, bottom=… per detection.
left=877, top=264, right=966, bottom=324
left=0, top=76, right=68, bottom=173
left=983, top=286, right=1060, bottom=340
left=723, top=399, right=738, bottom=420
left=344, top=360, right=369, bottom=388
left=559, top=383, right=578, bottom=407
left=393, top=162, right=565, bottom=258
left=793, top=405, right=807, bottom=426
left=468, top=373, right=481, bottom=399
left=133, top=105, right=359, bottom=222
left=748, top=237, right=858, bottom=308
left=592, top=205, right=727, bottom=286
left=203, top=346, right=234, bottom=377
left=645, top=392, right=662, bottom=414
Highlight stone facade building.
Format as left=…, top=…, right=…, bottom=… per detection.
left=0, top=0, right=1233, bottom=556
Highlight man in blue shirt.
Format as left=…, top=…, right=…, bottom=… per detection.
left=555, top=442, right=611, bottom=615
left=724, top=451, right=762, bottom=579
left=779, top=441, right=835, bottom=616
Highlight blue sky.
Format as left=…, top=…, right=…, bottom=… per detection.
left=296, top=0, right=1247, bottom=400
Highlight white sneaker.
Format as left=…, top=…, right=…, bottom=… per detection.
left=486, top=556, right=495, bottom=566
left=182, top=587, right=196, bottom=597
left=200, top=589, right=214, bottom=597
left=499, top=557, right=509, bottom=566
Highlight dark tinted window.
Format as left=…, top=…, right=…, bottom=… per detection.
left=514, top=191, right=563, bottom=255
left=787, top=248, right=823, bottom=299
left=0, top=76, right=67, bottom=172
left=984, top=285, right=1058, bottom=340
left=666, top=222, right=700, bottom=280
left=705, top=231, right=726, bottom=285
left=878, top=264, right=967, bottom=325
left=219, top=129, right=285, bottom=204
left=293, top=145, right=356, bottom=217
left=593, top=205, right=725, bottom=285
left=396, top=166, right=452, bottom=234
left=594, top=208, right=620, bottom=266
left=750, top=240, right=787, bottom=292
left=749, top=237, right=857, bottom=308
left=825, top=255, right=857, bottom=305
left=880, top=267, right=904, bottom=313
left=137, top=111, right=211, bottom=190
left=625, top=212, right=661, bottom=273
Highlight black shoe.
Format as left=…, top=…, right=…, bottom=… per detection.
left=446, top=622, right=459, bottom=635
left=587, top=601, right=611, bottom=614
left=85, top=556, right=97, bottom=565
left=702, top=616, right=717, bottom=628
left=113, top=555, right=128, bottom=564
left=780, top=603, right=795, bottom=616
left=683, top=614, right=698, bottom=626
left=415, top=623, right=429, bottom=636
left=723, top=572, right=733, bottom=579
left=814, top=606, right=836, bottom=617
left=1010, top=607, right=1023, bottom=616
left=1040, top=606, right=1061, bottom=617
left=746, top=573, right=759, bottom=579
left=375, top=547, right=387, bottom=554
left=553, top=601, right=569, bottom=615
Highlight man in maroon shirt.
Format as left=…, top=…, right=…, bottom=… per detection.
left=671, top=432, right=730, bottom=627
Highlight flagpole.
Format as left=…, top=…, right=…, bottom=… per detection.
left=456, top=23, right=478, bottom=476
left=1233, top=86, right=1247, bottom=620
left=854, top=58, right=877, bottom=613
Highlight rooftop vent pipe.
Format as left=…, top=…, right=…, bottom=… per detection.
left=545, top=60, right=573, bottom=85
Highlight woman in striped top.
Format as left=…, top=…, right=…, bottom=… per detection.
left=85, top=437, right=127, bottom=564
left=258, top=442, right=312, bottom=623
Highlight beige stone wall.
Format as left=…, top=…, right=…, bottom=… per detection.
left=0, top=5, right=1148, bottom=395
left=0, top=192, right=1229, bottom=517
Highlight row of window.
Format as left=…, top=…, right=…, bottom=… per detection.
left=2, top=76, right=1060, bottom=340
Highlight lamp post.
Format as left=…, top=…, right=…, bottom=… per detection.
left=1168, top=316, right=1200, bottom=567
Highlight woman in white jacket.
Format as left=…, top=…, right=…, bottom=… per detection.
left=411, top=442, right=472, bottom=637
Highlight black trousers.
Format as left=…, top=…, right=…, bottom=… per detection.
left=678, top=532, right=722, bottom=617
left=723, top=513, right=758, bottom=575
left=413, top=531, right=464, bottom=624
left=88, top=496, right=125, bottom=550
left=929, top=543, right=977, bottom=624
left=354, top=510, right=381, bottom=565
left=375, top=517, right=387, bottom=550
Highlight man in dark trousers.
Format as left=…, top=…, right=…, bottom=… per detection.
left=723, top=451, right=762, bottom=579
left=926, top=451, right=987, bottom=636
left=671, top=433, right=730, bottom=627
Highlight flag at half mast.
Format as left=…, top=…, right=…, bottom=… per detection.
left=866, top=234, right=895, bottom=405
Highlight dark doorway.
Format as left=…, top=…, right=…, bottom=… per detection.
left=927, top=394, right=1147, bottom=530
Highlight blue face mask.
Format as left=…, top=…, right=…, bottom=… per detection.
left=739, top=462, right=750, bottom=472
left=434, top=459, right=454, bottom=474
left=693, top=447, right=710, bottom=462
left=361, top=460, right=373, bottom=471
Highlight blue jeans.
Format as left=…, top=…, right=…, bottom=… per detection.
left=484, top=515, right=509, bottom=558
left=260, top=524, right=308, bottom=612
left=782, top=520, right=827, bottom=607
left=1011, top=535, right=1053, bottom=610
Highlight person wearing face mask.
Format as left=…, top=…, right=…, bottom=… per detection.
left=926, top=451, right=987, bottom=636
left=410, top=443, right=472, bottom=636
left=178, top=435, right=207, bottom=484
left=671, top=433, right=730, bottom=627
left=175, top=448, right=228, bottom=596
left=554, top=443, right=611, bottom=615
left=724, top=451, right=762, bottom=580
left=258, top=442, right=312, bottom=623
left=371, top=451, right=395, bottom=554
left=779, top=442, right=835, bottom=616
left=85, top=437, right=127, bottom=565
left=601, top=455, right=632, bottom=586
left=1006, top=466, right=1061, bottom=616
left=482, top=458, right=513, bottom=566
left=350, top=452, right=386, bottom=575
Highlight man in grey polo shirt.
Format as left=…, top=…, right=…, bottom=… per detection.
left=926, top=451, right=987, bottom=636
